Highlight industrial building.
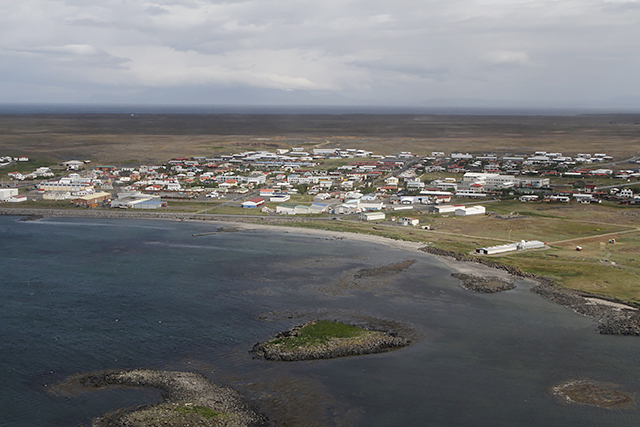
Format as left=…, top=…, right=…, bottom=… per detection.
left=476, top=240, right=546, bottom=255
left=360, top=211, right=386, bottom=221
left=455, top=206, right=486, bottom=216
left=0, top=188, right=18, bottom=201
left=71, top=192, right=112, bottom=208
left=111, top=192, right=165, bottom=209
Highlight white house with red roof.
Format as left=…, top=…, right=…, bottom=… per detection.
left=241, top=197, right=265, bottom=208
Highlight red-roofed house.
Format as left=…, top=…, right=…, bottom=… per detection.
left=241, top=197, right=265, bottom=208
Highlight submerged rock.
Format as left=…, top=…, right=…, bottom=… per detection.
left=451, top=273, right=515, bottom=293
left=552, top=380, right=634, bottom=409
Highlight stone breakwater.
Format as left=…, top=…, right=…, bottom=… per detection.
left=251, top=322, right=410, bottom=361
left=61, top=369, right=267, bottom=427
left=451, top=273, right=515, bottom=293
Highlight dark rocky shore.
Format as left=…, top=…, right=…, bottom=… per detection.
left=420, top=247, right=640, bottom=335
left=251, top=321, right=410, bottom=361
left=419, top=246, right=536, bottom=278
left=531, top=281, right=640, bottom=335
left=59, top=369, right=267, bottom=427
left=451, top=272, right=515, bottom=293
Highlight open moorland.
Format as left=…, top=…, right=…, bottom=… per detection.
left=1, top=113, right=640, bottom=164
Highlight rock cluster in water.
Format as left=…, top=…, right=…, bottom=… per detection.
left=553, top=380, right=634, bottom=409
left=251, top=321, right=410, bottom=361
left=62, top=369, right=267, bottom=427
left=353, top=259, right=416, bottom=278
left=451, top=272, right=515, bottom=293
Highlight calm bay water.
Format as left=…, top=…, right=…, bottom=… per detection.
left=1, top=216, right=639, bottom=427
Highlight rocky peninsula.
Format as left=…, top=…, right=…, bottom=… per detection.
left=251, top=320, right=410, bottom=361
left=420, top=246, right=640, bottom=336
left=58, top=369, right=267, bottom=427
left=531, top=281, right=640, bottom=335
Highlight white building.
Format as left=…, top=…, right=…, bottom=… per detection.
left=455, top=206, right=486, bottom=216
left=0, top=188, right=18, bottom=201
left=399, top=217, right=419, bottom=226
left=461, top=172, right=549, bottom=190
left=619, top=188, right=634, bottom=198
left=431, top=204, right=465, bottom=214
left=360, top=211, right=385, bottom=221
left=476, top=240, right=546, bottom=255
left=111, top=192, right=163, bottom=209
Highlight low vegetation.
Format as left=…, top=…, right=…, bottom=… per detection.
left=252, top=320, right=410, bottom=361
left=270, top=320, right=368, bottom=350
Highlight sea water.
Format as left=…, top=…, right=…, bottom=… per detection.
left=1, top=216, right=639, bottom=427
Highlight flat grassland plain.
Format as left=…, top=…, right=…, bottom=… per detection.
left=1, top=113, right=640, bottom=303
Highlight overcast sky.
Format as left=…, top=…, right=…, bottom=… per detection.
left=2, top=0, right=640, bottom=108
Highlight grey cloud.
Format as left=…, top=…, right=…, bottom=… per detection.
left=349, top=59, right=451, bottom=80
left=1, top=0, right=640, bottom=107
left=145, top=6, right=171, bottom=15
left=5, top=45, right=131, bottom=69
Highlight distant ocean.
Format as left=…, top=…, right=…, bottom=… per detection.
left=2, top=216, right=640, bottom=427
left=0, top=103, right=629, bottom=116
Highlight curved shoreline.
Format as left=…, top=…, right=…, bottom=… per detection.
left=56, top=369, right=267, bottom=427
left=5, top=207, right=640, bottom=335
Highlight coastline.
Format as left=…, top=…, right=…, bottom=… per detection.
left=0, top=207, right=498, bottom=275
left=4, top=207, right=640, bottom=334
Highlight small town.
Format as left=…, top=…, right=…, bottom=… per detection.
left=1, top=148, right=639, bottom=216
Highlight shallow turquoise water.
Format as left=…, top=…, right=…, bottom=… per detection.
left=1, top=216, right=639, bottom=426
